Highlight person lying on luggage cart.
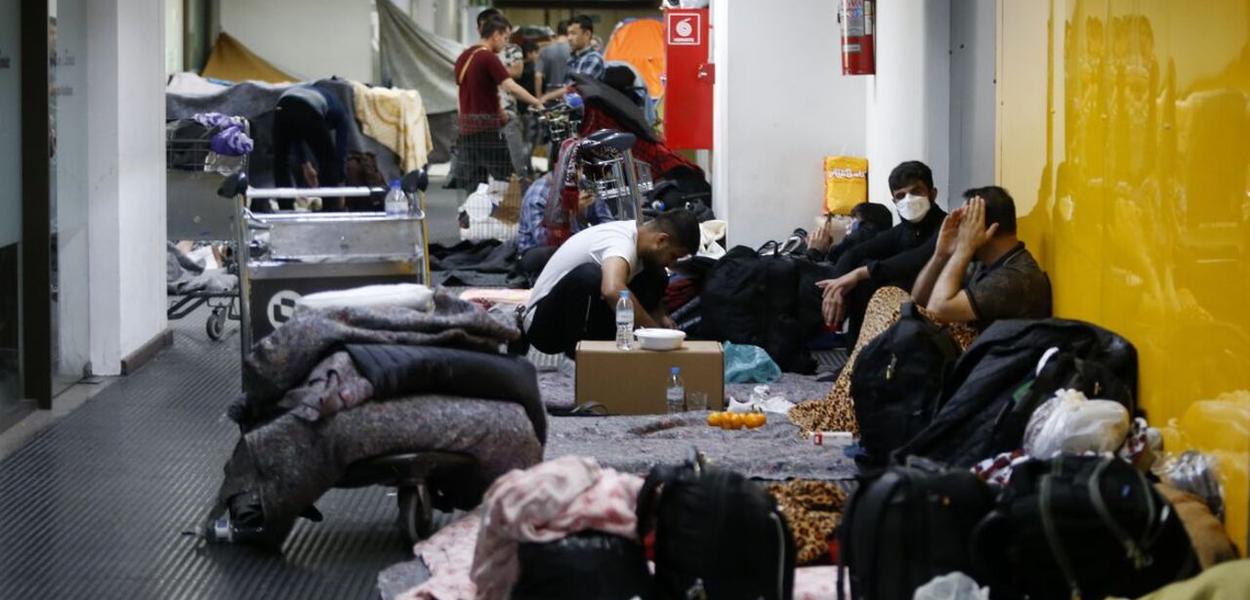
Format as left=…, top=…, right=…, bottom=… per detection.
left=522, top=209, right=700, bottom=358
left=270, top=84, right=351, bottom=212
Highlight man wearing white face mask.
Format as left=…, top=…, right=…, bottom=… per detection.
left=816, top=161, right=947, bottom=344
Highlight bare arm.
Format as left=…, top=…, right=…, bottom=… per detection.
left=501, top=78, right=543, bottom=109
left=911, top=250, right=951, bottom=308
left=924, top=248, right=977, bottom=322
left=926, top=199, right=996, bottom=323
left=912, top=208, right=963, bottom=306
left=539, top=86, right=569, bottom=105
left=534, top=72, right=544, bottom=98
left=601, top=257, right=660, bottom=328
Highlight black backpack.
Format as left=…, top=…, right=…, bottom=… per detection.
left=699, top=246, right=818, bottom=373
left=972, top=455, right=1199, bottom=600
left=849, top=303, right=962, bottom=467
left=838, top=457, right=995, bottom=600
left=637, top=452, right=796, bottom=600
left=512, top=531, right=655, bottom=600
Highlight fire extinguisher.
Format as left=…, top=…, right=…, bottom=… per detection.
left=839, top=0, right=875, bottom=75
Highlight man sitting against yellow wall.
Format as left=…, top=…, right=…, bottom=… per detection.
left=911, top=186, right=1052, bottom=326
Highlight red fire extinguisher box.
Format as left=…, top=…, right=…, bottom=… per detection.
left=663, top=8, right=712, bottom=150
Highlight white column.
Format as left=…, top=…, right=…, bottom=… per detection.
left=88, top=0, right=167, bottom=374
left=864, top=0, right=951, bottom=215
left=711, top=0, right=868, bottom=249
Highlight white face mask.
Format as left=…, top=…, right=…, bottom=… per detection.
left=896, top=194, right=931, bottom=223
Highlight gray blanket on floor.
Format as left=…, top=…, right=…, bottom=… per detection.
left=543, top=411, right=856, bottom=481
left=237, top=290, right=519, bottom=426
left=218, top=395, right=542, bottom=544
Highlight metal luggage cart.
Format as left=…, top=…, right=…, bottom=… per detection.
left=216, top=168, right=432, bottom=358
left=166, top=122, right=249, bottom=341
left=218, top=169, right=461, bottom=544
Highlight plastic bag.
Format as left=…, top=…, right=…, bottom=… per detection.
left=724, top=342, right=782, bottom=384
left=1154, top=450, right=1224, bottom=521
left=823, top=156, right=868, bottom=215
left=1023, top=389, right=1130, bottom=459
left=912, top=572, right=989, bottom=600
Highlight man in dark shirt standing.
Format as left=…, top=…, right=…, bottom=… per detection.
left=817, top=161, right=947, bottom=344
left=534, top=20, right=571, bottom=97
left=911, top=186, right=1052, bottom=327
left=454, top=15, right=543, bottom=190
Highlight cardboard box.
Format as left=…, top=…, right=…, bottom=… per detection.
left=575, top=341, right=725, bottom=415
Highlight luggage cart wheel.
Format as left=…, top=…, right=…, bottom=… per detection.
left=206, top=306, right=227, bottom=341
left=396, top=484, right=434, bottom=546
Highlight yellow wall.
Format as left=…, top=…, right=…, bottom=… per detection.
left=998, top=0, right=1250, bottom=552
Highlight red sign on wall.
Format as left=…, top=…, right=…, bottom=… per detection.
left=664, top=8, right=712, bottom=150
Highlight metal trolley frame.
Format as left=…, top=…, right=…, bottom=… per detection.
left=216, top=169, right=431, bottom=365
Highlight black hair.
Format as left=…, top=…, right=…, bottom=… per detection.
left=479, top=15, right=511, bottom=39
left=570, top=15, right=594, bottom=35
left=556, top=19, right=570, bottom=36
left=652, top=209, right=701, bottom=255
left=521, top=40, right=539, bottom=56
left=850, top=202, right=893, bottom=232
left=476, top=8, right=502, bottom=28
left=963, top=186, right=1017, bottom=234
left=887, top=161, right=934, bottom=193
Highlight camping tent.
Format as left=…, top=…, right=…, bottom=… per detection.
left=604, top=18, right=665, bottom=100
left=201, top=32, right=296, bottom=84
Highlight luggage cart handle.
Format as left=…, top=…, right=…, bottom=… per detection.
left=216, top=167, right=429, bottom=200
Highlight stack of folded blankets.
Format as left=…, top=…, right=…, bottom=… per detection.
left=212, top=284, right=546, bottom=545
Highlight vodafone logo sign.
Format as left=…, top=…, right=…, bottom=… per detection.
left=666, top=12, right=701, bottom=46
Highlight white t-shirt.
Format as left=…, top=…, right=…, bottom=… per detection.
left=524, top=221, right=642, bottom=330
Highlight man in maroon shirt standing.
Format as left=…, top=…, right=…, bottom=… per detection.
left=453, top=15, right=543, bottom=190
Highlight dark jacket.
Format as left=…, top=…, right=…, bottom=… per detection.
left=831, top=206, right=947, bottom=289
left=806, top=221, right=891, bottom=265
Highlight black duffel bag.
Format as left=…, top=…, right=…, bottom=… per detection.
left=972, top=455, right=1200, bottom=600
left=838, top=457, right=995, bottom=600
left=637, top=452, right=796, bottom=600
left=511, top=531, right=654, bottom=600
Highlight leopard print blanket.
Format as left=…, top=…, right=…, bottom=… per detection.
left=789, top=287, right=978, bottom=435
left=767, top=480, right=848, bottom=565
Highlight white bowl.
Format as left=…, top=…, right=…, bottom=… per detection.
left=634, top=328, right=687, bottom=351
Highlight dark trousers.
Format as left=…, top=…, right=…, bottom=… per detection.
left=518, top=246, right=558, bottom=287
left=527, top=262, right=667, bottom=357
left=271, top=97, right=342, bottom=211
left=844, top=279, right=880, bottom=346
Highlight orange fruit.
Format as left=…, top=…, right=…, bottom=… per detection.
left=746, top=412, right=767, bottom=428
left=731, top=413, right=748, bottom=430
left=720, top=413, right=738, bottom=430
left=707, top=412, right=723, bottom=427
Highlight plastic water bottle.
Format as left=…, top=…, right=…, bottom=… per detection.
left=384, top=179, right=406, bottom=216
left=615, top=290, right=634, bottom=350
left=666, top=367, right=685, bottom=413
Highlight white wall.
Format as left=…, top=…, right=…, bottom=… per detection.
left=949, top=0, right=996, bottom=200
left=165, top=0, right=183, bottom=75
left=711, top=0, right=868, bottom=250
left=87, top=0, right=167, bottom=374
left=865, top=0, right=951, bottom=215
left=218, top=0, right=376, bottom=82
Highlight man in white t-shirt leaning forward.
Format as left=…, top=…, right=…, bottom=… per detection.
left=524, top=210, right=702, bottom=357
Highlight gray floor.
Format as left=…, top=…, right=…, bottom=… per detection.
left=0, top=309, right=411, bottom=599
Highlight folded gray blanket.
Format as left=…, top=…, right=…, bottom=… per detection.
left=216, top=395, right=542, bottom=545
left=237, top=290, right=519, bottom=426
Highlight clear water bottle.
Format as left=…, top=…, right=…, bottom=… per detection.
left=666, top=367, right=685, bottom=413
left=615, top=290, right=634, bottom=350
left=384, top=179, right=406, bottom=216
